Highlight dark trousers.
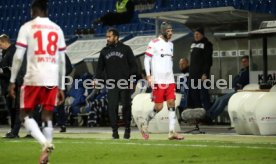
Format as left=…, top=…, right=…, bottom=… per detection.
left=206, top=92, right=235, bottom=119
left=7, top=86, right=42, bottom=135
left=188, top=81, right=211, bottom=111
left=56, top=103, right=67, bottom=127
left=6, top=96, right=15, bottom=129
left=10, top=108, right=21, bottom=135
left=6, top=86, right=21, bottom=135
left=107, top=87, right=131, bottom=131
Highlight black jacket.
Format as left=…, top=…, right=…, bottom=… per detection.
left=0, top=44, right=16, bottom=95
left=15, top=53, right=27, bottom=86
left=181, top=66, right=189, bottom=74
left=232, top=66, right=249, bottom=91
left=0, top=44, right=27, bottom=87
left=96, top=41, right=138, bottom=81
left=0, top=44, right=16, bottom=79
left=189, top=37, right=213, bottom=80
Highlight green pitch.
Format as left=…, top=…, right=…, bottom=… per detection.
left=1, top=132, right=276, bottom=164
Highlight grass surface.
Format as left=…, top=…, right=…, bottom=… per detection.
left=1, top=132, right=276, bottom=164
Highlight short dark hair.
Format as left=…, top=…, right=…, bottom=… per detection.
left=195, top=27, right=205, bottom=36
left=31, top=0, right=48, bottom=13
left=107, top=28, right=120, bottom=38
left=180, top=57, right=189, bottom=63
left=0, top=34, right=10, bottom=43
left=241, top=55, right=249, bottom=60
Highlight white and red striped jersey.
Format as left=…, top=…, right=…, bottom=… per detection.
left=144, top=37, right=174, bottom=84
left=10, top=17, right=66, bottom=89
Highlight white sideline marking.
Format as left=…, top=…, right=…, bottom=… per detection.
left=5, top=140, right=276, bottom=150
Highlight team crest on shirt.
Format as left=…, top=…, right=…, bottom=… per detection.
left=161, top=54, right=172, bottom=57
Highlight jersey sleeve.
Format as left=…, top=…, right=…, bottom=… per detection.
left=58, top=29, right=66, bottom=90
left=144, top=41, right=155, bottom=76
left=144, top=54, right=151, bottom=76
left=145, top=41, right=155, bottom=57
left=58, top=29, right=66, bottom=52
left=170, top=42, right=174, bottom=56
left=15, top=25, right=28, bottom=48
left=10, top=25, right=28, bottom=83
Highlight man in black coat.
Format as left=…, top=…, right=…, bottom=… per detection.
left=0, top=34, right=34, bottom=139
left=0, top=34, right=19, bottom=138
left=188, top=27, right=213, bottom=111
left=95, top=28, right=138, bottom=139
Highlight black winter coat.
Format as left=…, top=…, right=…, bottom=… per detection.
left=189, top=37, right=213, bottom=80
left=96, top=41, right=138, bottom=82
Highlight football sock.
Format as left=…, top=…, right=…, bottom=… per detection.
left=24, top=116, right=47, bottom=145
left=42, top=120, right=53, bottom=142
left=168, top=107, right=176, bottom=132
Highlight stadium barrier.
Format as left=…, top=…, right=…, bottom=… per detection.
left=132, top=93, right=181, bottom=133
left=228, top=84, right=276, bottom=135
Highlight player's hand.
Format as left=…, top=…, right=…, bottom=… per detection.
left=201, top=74, right=207, bottom=81
left=8, top=83, right=16, bottom=99
left=147, top=76, right=153, bottom=87
left=57, top=89, right=65, bottom=105
left=92, top=80, right=97, bottom=88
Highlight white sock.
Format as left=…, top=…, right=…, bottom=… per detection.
left=24, top=117, right=47, bottom=145
left=168, top=109, right=176, bottom=132
left=42, top=120, right=53, bottom=143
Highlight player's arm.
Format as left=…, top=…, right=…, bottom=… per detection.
left=57, top=30, right=66, bottom=105
left=9, top=26, right=27, bottom=99
left=9, top=47, right=26, bottom=99
left=144, top=41, right=154, bottom=86
left=58, top=51, right=66, bottom=90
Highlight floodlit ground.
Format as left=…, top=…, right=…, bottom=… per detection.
left=1, top=126, right=276, bottom=164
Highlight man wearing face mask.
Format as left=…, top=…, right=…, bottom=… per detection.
left=142, top=22, right=184, bottom=140
left=188, top=27, right=213, bottom=111
left=95, top=28, right=138, bottom=139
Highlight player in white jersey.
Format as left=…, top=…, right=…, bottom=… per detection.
left=143, top=22, right=184, bottom=140
left=8, top=0, right=66, bottom=163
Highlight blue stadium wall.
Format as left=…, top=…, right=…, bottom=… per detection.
left=0, top=0, right=275, bottom=39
